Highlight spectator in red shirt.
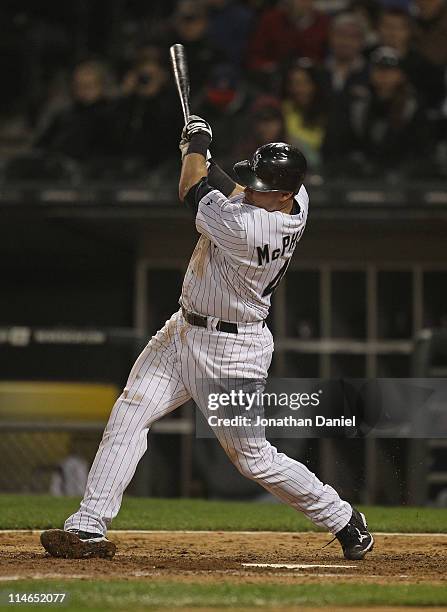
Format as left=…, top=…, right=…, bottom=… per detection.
left=246, top=0, right=330, bottom=74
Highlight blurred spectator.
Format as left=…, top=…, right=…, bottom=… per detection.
left=282, top=59, right=328, bottom=169
left=120, top=45, right=165, bottom=95
left=34, top=60, right=115, bottom=161
left=323, top=12, right=368, bottom=96
left=323, top=47, right=431, bottom=176
left=413, top=0, right=447, bottom=67
left=247, top=0, right=330, bottom=74
left=110, top=53, right=183, bottom=167
left=160, top=0, right=223, bottom=90
left=194, top=63, right=253, bottom=163
left=231, top=95, right=285, bottom=161
left=206, top=0, right=256, bottom=68
left=320, top=12, right=369, bottom=178
left=349, top=0, right=381, bottom=48
left=377, top=7, right=445, bottom=107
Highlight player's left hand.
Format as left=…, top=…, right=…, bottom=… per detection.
left=183, top=115, right=213, bottom=142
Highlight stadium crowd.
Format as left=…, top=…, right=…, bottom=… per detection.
left=2, top=0, right=447, bottom=180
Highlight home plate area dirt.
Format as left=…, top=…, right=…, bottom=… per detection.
left=0, top=531, right=446, bottom=585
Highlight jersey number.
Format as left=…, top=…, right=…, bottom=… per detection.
left=262, top=260, right=290, bottom=297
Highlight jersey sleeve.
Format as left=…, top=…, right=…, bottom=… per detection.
left=296, top=185, right=309, bottom=224
left=186, top=177, right=247, bottom=255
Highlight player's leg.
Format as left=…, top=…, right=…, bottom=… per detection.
left=208, top=424, right=373, bottom=559
left=208, top=414, right=351, bottom=531
left=183, top=324, right=370, bottom=554
left=42, top=311, right=191, bottom=558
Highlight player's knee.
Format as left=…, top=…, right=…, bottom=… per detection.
left=232, top=443, right=276, bottom=480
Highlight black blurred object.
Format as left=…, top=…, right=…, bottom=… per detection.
left=109, top=92, right=182, bottom=165
left=137, top=72, right=153, bottom=86
left=34, top=99, right=115, bottom=161
left=3, top=151, right=81, bottom=184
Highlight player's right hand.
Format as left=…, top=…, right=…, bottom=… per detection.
left=183, top=115, right=213, bottom=142
left=179, top=133, right=190, bottom=159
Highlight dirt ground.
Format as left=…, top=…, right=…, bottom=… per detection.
left=1, top=530, right=446, bottom=588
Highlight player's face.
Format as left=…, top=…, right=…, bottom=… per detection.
left=243, top=187, right=293, bottom=212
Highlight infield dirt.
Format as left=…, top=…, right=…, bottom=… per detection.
left=1, top=530, right=446, bottom=585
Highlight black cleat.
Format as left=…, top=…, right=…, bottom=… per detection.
left=40, top=528, right=116, bottom=559
left=335, top=508, right=374, bottom=560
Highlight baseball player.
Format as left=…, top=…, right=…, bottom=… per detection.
left=40, top=115, right=373, bottom=561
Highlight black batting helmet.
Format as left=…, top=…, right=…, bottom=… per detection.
left=233, top=142, right=307, bottom=193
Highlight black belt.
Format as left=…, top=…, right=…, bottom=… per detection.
left=182, top=307, right=238, bottom=333
left=181, top=307, right=266, bottom=334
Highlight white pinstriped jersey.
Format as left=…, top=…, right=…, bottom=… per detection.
left=181, top=183, right=309, bottom=323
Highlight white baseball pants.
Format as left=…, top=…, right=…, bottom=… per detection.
left=65, top=309, right=351, bottom=535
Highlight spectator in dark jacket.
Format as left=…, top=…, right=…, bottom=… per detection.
left=377, top=7, right=445, bottom=108
left=247, top=0, right=330, bottom=73
left=110, top=54, right=183, bottom=166
left=322, top=12, right=369, bottom=97
left=161, top=0, right=223, bottom=90
left=323, top=47, right=431, bottom=176
left=35, top=60, right=114, bottom=161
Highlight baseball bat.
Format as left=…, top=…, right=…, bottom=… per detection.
left=169, top=43, right=191, bottom=122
